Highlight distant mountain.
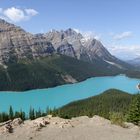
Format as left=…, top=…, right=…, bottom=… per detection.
left=0, top=18, right=135, bottom=91
left=0, top=19, right=130, bottom=70
left=127, top=58, right=140, bottom=67
left=44, top=28, right=131, bottom=70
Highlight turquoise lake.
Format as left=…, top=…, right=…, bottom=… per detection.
left=0, top=75, right=140, bottom=113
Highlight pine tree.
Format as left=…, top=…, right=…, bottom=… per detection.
left=0, top=112, right=9, bottom=122
left=15, top=111, right=20, bottom=118
left=29, top=107, right=35, bottom=120
left=19, top=109, right=26, bottom=120
left=127, top=94, right=140, bottom=125
left=9, top=106, right=14, bottom=120
left=36, top=108, right=42, bottom=118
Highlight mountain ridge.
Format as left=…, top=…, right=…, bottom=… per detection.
left=0, top=19, right=131, bottom=71
left=0, top=18, right=137, bottom=91
left=127, top=57, right=140, bottom=67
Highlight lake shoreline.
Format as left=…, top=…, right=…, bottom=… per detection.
left=0, top=73, right=139, bottom=93
left=0, top=75, right=139, bottom=113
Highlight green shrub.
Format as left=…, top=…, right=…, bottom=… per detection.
left=109, top=112, right=125, bottom=127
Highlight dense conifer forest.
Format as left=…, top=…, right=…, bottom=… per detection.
left=54, top=89, right=134, bottom=119
left=0, top=55, right=125, bottom=91
left=0, top=89, right=140, bottom=125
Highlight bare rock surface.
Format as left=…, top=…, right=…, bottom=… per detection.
left=0, top=115, right=140, bottom=140
left=0, top=19, right=130, bottom=71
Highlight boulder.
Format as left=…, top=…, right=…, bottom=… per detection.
left=12, top=118, right=23, bottom=126
left=3, top=124, right=13, bottom=133
left=33, top=118, right=50, bottom=128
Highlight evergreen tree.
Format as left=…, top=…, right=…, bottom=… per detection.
left=127, top=94, right=140, bottom=125
left=21, top=111, right=26, bottom=120
left=15, top=111, right=20, bottom=118
left=0, top=112, right=9, bottom=122
left=36, top=108, right=42, bottom=118
left=9, top=106, right=14, bottom=120
left=29, top=107, right=35, bottom=120
left=46, top=107, right=50, bottom=114
left=19, top=109, right=26, bottom=120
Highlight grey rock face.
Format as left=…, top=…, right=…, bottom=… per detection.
left=44, top=28, right=122, bottom=65
left=0, top=19, right=130, bottom=70
left=57, top=40, right=76, bottom=57
left=0, top=19, right=55, bottom=64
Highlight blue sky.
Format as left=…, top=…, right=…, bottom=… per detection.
left=0, top=0, right=140, bottom=60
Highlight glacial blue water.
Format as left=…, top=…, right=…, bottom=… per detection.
left=0, top=75, right=139, bottom=113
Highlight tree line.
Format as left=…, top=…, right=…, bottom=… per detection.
left=53, top=89, right=140, bottom=125
left=0, top=106, right=55, bottom=123
left=0, top=89, right=140, bottom=125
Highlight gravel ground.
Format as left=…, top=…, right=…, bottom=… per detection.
left=0, top=115, right=140, bottom=140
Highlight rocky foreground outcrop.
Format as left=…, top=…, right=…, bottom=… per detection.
left=0, top=115, right=140, bottom=140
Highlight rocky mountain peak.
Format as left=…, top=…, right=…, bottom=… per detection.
left=0, top=18, right=56, bottom=64
left=0, top=19, right=131, bottom=70
left=0, top=18, right=25, bottom=33
left=64, top=28, right=82, bottom=37
left=0, top=18, right=11, bottom=26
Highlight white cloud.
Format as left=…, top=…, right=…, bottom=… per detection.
left=25, top=9, right=38, bottom=16
left=73, top=28, right=101, bottom=40
left=0, top=7, right=38, bottom=22
left=107, top=31, right=139, bottom=59
left=3, top=7, right=25, bottom=22
left=112, top=31, right=132, bottom=40
left=108, top=45, right=140, bottom=60
left=73, top=30, right=139, bottom=60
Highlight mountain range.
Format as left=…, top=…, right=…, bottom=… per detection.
left=0, top=19, right=137, bottom=91
left=0, top=19, right=130, bottom=68
left=127, top=58, right=140, bottom=67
